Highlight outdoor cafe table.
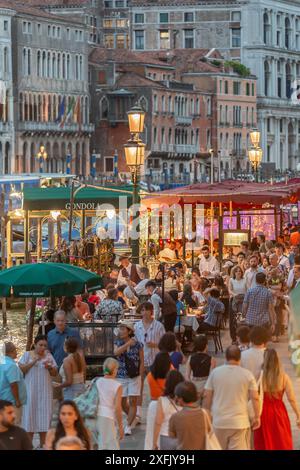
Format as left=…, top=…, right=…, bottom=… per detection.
left=180, top=308, right=204, bottom=332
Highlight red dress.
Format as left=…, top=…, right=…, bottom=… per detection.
left=254, top=391, right=293, bottom=450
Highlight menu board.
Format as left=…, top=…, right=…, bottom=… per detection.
left=223, top=230, right=250, bottom=246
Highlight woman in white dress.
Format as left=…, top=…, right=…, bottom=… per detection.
left=96, top=357, right=124, bottom=450
left=152, top=370, right=184, bottom=450
left=19, top=335, right=57, bottom=448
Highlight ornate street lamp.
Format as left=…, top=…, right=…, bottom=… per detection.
left=127, top=104, right=145, bottom=135
left=124, top=104, right=146, bottom=263
left=37, top=145, right=47, bottom=173
left=248, top=147, right=263, bottom=182
left=249, top=129, right=261, bottom=148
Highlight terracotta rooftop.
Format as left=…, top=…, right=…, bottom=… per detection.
left=89, top=48, right=175, bottom=69
left=116, top=71, right=166, bottom=89
left=0, top=0, right=83, bottom=21
left=141, top=49, right=223, bottom=73
left=20, top=0, right=89, bottom=5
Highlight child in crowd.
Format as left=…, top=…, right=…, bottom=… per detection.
left=236, top=325, right=250, bottom=352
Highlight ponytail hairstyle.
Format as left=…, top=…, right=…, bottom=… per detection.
left=64, top=337, right=82, bottom=373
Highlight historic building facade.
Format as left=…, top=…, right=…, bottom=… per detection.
left=0, top=6, right=14, bottom=175
left=0, top=0, right=94, bottom=176
left=130, top=0, right=300, bottom=171
left=89, top=48, right=214, bottom=184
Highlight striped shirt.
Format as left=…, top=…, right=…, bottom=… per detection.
left=134, top=319, right=165, bottom=367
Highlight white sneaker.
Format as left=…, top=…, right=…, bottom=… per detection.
left=124, top=424, right=132, bottom=435
left=134, top=415, right=141, bottom=426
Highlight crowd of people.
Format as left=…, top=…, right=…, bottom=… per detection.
left=1, top=228, right=300, bottom=451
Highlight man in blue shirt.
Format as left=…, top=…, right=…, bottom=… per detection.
left=47, top=310, right=83, bottom=369
left=0, top=343, right=27, bottom=425
left=242, top=272, right=275, bottom=334
left=197, top=288, right=225, bottom=331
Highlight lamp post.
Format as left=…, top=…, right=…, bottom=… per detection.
left=209, top=148, right=214, bottom=184
left=37, top=145, right=47, bottom=173
left=125, top=104, right=146, bottom=264
left=248, top=147, right=263, bottom=182
left=248, top=129, right=263, bottom=182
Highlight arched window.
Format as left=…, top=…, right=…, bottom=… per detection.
left=264, top=61, right=270, bottom=96
left=80, top=56, right=83, bottom=80
left=57, top=53, right=61, bottom=79
left=75, top=55, right=79, bottom=80
left=168, top=96, right=172, bottom=112
left=52, top=52, right=56, bottom=78
left=67, top=54, right=70, bottom=79
left=62, top=54, right=66, bottom=79
left=27, top=49, right=31, bottom=76
left=4, top=47, right=8, bottom=75
left=42, top=51, right=46, bottom=77
left=19, top=93, right=23, bottom=121
left=285, top=17, right=291, bottom=48
left=161, top=95, right=165, bottom=112
left=37, top=50, right=41, bottom=77
left=23, top=48, right=26, bottom=75
left=286, top=63, right=292, bottom=98
left=139, top=96, right=148, bottom=111
left=100, top=96, right=108, bottom=119
left=47, top=52, right=51, bottom=77
left=263, top=13, right=270, bottom=45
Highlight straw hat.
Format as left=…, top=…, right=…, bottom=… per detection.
left=118, top=320, right=135, bottom=332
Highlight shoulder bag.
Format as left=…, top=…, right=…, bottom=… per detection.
left=159, top=397, right=179, bottom=451
left=202, top=408, right=222, bottom=450
left=74, top=377, right=99, bottom=419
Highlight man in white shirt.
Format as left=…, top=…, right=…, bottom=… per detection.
left=134, top=301, right=165, bottom=422
left=198, top=245, right=220, bottom=278
left=145, top=280, right=162, bottom=320
left=124, top=267, right=150, bottom=300
left=117, top=255, right=142, bottom=286
left=244, top=255, right=264, bottom=290
left=203, top=345, right=260, bottom=450
left=158, top=241, right=177, bottom=261
left=240, top=326, right=268, bottom=381
left=275, top=243, right=290, bottom=272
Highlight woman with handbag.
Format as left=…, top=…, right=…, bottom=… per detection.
left=144, top=352, right=173, bottom=450
left=45, top=400, right=91, bottom=450
left=152, top=370, right=184, bottom=450
left=254, top=349, right=300, bottom=450
left=114, top=321, right=144, bottom=436
left=95, top=357, right=124, bottom=450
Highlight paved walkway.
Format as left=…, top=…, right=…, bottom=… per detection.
left=121, top=328, right=300, bottom=450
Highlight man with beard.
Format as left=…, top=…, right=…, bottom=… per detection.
left=0, top=400, right=32, bottom=450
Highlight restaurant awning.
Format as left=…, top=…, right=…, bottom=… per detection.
left=142, top=179, right=300, bottom=208
left=23, top=186, right=133, bottom=211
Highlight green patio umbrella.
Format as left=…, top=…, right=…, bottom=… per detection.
left=0, top=263, right=103, bottom=349
left=0, top=262, right=103, bottom=297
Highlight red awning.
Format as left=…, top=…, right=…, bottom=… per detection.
left=142, top=179, right=300, bottom=208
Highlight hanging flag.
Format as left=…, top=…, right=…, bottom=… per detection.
left=74, top=96, right=81, bottom=131
left=0, top=81, right=6, bottom=104
left=65, top=96, right=76, bottom=124
left=56, top=96, right=65, bottom=124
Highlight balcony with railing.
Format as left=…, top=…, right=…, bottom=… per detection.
left=0, top=121, right=12, bottom=133
left=18, top=121, right=95, bottom=133
left=175, top=115, right=193, bottom=126
left=152, top=143, right=198, bottom=154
